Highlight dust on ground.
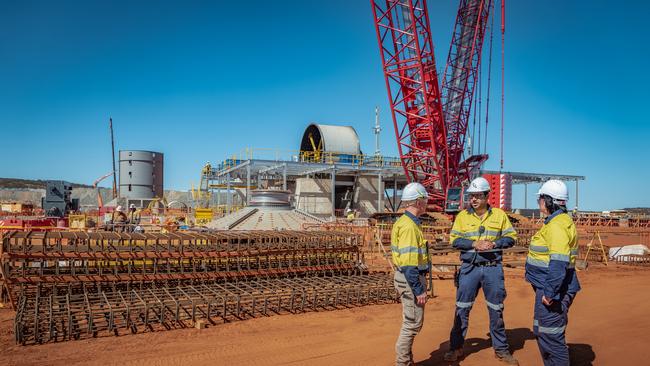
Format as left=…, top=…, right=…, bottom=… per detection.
left=1, top=265, right=647, bottom=366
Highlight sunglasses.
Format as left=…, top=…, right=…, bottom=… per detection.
left=469, top=194, right=487, bottom=200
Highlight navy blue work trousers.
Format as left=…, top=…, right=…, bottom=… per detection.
left=449, top=263, right=509, bottom=352
left=533, top=288, right=575, bottom=366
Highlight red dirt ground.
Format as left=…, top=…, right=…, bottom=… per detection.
left=1, top=264, right=648, bottom=366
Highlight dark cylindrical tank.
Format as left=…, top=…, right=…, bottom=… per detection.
left=119, top=150, right=163, bottom=199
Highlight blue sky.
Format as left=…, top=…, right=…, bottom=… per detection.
left=1, top=0, right=648, bottom=211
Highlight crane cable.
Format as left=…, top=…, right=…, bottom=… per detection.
left=500, top=0, right=505, bottom=170
left=483, top=0, right=495, bottom=156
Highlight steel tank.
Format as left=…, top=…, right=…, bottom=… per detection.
left=118, top=150, right=163, bottom=199
left=300, top=124, right=361, bottom=155
left=249, top=190, right=292, bottom=209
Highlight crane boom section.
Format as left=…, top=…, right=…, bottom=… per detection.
left=442, top=0, right=492, bottom=186
left=371, top=0, right=449, bottom=210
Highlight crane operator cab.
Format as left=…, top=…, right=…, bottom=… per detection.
left=445, top=187, right=469, bottom=213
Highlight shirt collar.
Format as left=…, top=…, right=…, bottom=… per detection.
left=544, top=209, right=564, bottom=224
left=468, top=205, right=492, bottom=216
left=404, top=211, right=422, bottom=225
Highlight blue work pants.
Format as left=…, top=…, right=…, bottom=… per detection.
left=450, top=263, right=509, bottom=352
left=533, top=288, right=575, bottom=366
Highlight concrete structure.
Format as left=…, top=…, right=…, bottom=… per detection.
left=294, top=176, right=389, bottom=217
left=207, top=190, right=325, bottom=230
left=119, top=150, right=164, bottom=206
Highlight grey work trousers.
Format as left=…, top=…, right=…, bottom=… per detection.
left=394, top=271, right=427, bottom=366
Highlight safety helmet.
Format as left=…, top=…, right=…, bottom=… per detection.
left=466, top=177, right=491, bottom=193
left=402, top=182, right=429, bottom=201
left=537, top=179, right=569, bottom=203
left=116, top=205, right=124, bottom=212
left=129, top=204, right=136, bottom=209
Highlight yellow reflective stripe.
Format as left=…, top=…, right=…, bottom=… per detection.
left=484, top=230, right=503, bottom=237
left=455, top=228, right=515, bottom=240
left=550, top=253, right=570, bottom=262
left=461, top=230, right=482, bottom=238
left=527, top=256, right=549, bottom=267
left=502, top=227, right=516, bottom=235
left=456, top=301, right=474, bottom=308
left=529, top=244, right=549, bottom=253
left=534, top=320, right=566, bottom=334
left=390, top=245, right=428, bottom=255
left=486, top=301, right=504, bottom=311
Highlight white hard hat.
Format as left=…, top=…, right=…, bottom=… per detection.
left=402, top=182, right=429, bottom=201
left=466, top=177, right=491, bottom=193
left=537, top=179, right=569, bottom=202
left=116, top=205, right=123, bottom=212
left=129, top=204, right=136, bottom=209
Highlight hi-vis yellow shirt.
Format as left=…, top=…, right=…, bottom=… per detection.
left=449, top=207, right=517, bottom=263
left=525, top=211, right=581, bottom=298
left=527, top=212, right=578, bottom=268
left=391, top=214, right=429, bottom=270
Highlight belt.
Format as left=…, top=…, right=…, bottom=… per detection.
left=473, top=261, right=499, bottom=267
left=394, top=267, right=429, bottom=274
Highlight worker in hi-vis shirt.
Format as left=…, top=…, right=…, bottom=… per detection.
left=444, top=177, right=519, bottom=365
left=526, top=180, right=580, bottom=366
left=391, top=182, right=430, bottom=366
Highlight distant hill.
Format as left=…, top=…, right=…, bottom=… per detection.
left=0, top=177, right=93, bottom=189
left=623, top=207, right=650, bottom=215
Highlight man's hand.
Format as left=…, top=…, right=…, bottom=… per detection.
left=542, top=296, right=553, bottom=306
left=473, top=240, right=496, bottom=251
left=416, top=293, right=427, bottom=306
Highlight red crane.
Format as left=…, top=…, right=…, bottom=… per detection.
left=371, top=0, right=494, bottom=211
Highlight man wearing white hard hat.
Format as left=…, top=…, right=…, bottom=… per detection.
left=391, top=182, right=430, bottom=366
left=111, top=205, right=128, bottom=232
left=127, top=204, right=141, bottom=229
left=526, top=180, right=580, bottom=365
left=444, top=177, right=519, bottom=364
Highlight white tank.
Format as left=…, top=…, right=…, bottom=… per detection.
left=119, top=150, right=163, bottom=199
left=300, top=124, right=361, bottom=155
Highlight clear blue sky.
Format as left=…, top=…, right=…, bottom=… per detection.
left=1, top=0, right=648, bottom=211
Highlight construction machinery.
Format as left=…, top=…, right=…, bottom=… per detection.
left=92, top=172, right=113, bottom=209
left=371, top=0, right=499, bottom=211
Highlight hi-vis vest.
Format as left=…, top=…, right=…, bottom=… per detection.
left=391, top=214, right=429, bottom=270
left=527, top=212, right=578, bottom=270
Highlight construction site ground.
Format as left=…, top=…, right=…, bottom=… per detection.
left=0, top=262, right=647, bottom=366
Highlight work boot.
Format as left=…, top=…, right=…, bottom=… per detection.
left=443, top=348, right=464, bottom=362
left=494, top=350, right=519, bottom=365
